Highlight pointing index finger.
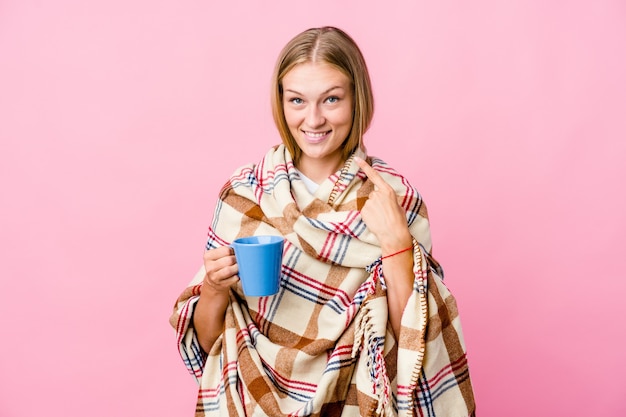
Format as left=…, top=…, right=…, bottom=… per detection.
left=355, top=156, right=388, bottom=189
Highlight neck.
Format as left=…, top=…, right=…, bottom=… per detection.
left=295, top=155, right=344, bottom=184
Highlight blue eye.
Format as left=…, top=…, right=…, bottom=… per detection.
left=290, top=98, right=304, bottom=105
left=326, top=96, right=339, bottom=104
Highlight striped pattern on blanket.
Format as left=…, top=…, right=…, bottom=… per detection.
left=170, top=144, right=475, bottom=416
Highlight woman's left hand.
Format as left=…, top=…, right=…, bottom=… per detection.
left=355, top=156, right=415, bottom=338
left=355, top=156, right=413, bottom=252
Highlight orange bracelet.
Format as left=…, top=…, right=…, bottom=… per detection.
left=381, top=245, right=413, bottom=260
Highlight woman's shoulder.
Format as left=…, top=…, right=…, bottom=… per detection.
left=230, top=144, right=288, bottom=176
left=220, top=144, right=292, bottom=198
left=366, top=155, right=419, bottom=192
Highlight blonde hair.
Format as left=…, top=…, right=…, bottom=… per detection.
left=271, top=27, right=374, bottom=163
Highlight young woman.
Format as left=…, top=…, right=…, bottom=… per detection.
left=170, top=26, right=475, bottom=417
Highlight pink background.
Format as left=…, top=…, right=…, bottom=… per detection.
left=1, top=1, right=625, bottom=416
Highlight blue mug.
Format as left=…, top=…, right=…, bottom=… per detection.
left=231, top=235, right=284, bottom=296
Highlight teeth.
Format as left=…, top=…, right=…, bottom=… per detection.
left=305, top=131, right=328, bottom=138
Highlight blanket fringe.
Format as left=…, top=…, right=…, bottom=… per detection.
left=407, top=243, right=429, bottom=410
left=352, top=260, right=394, bottom=416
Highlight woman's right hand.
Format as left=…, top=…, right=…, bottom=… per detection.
left=195, top=246, right=239, bottom=352
left=202, top=246, right=240, bottom=294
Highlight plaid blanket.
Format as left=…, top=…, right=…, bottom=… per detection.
left=170, top=145, right=475, bottom=416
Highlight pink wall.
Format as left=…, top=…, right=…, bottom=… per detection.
left=1, top=1, right=625, bottom=416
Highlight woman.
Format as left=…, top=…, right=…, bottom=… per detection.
left=170, top=27, right=475, bottom=417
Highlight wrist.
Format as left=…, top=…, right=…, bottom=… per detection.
left=381, top=245, right=413, bottom=260
left=380, top=232, right=413, bottom=255
left=200, top=280, right=231, bottom=298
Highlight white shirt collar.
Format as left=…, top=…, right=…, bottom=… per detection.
left=295, top=169, right=320, bottom=194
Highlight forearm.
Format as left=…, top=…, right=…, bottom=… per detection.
left=382, top=247, right=414, bottom=338
left=193, top=286, right=230, bottom=353
left=378, top=229, right=415, bottom=338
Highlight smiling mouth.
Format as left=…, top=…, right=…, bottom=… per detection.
left=303, top=130, right=331, bottom=142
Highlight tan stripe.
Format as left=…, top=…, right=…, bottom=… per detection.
left=427, top=277, right=476, bottom=411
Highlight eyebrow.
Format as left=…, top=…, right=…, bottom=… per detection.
left=284, top=86, right=344, bottom=95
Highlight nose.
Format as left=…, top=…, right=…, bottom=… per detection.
left=305, top=104, right=325, bottom=128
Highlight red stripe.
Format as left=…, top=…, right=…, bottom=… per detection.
left=235, top=326, right=251, bottom=346
left=176, top=299, right=192, bottom=346
left=281, top=265, right=351, bottom=306
left=262, top=362, right=319, bottom=393
left=230, top=166, right=253, bottom=183
left=400, top=175, right=412, bottom=211
left=329, top=344, right=353, bottom=358
left=256, top=294, right=271, bottom=325
left=427, top=354, right=468, bottom=388
left=395, top=355, right=464, bottom=396
left=207, top=228, right=229, bottom=246
left=329, top=210, right=360, bottom=238
left=318, top=230, right=337, bottom=262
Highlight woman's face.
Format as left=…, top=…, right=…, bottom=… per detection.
left=282, top=62, right=353, bottom=179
